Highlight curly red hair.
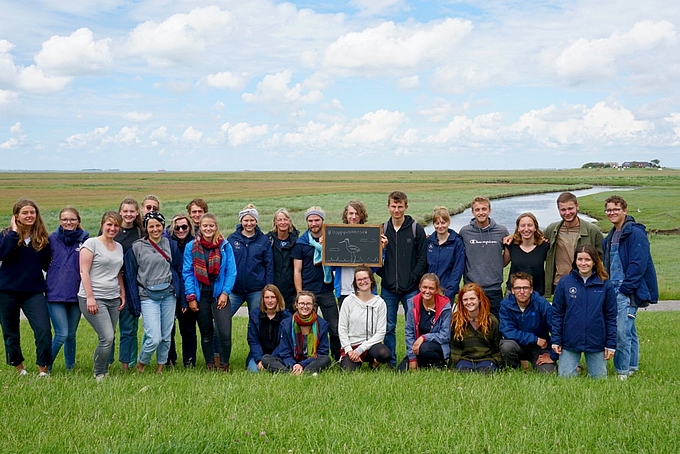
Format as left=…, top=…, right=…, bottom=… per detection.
left=452, top=283, right=492, bottom=341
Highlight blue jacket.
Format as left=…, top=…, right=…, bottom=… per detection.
left=551, top=270, right=617, bottom=353
left=271, top=316, right=330, bottom=369
left=125, top=237, right=184, bottom=317
left=405, top=293, right=451, bottom=361
left=0, top=230, right=52, bottom=293
left=228, top=225, right=274, bottom=294
left=247, top=308, right=292, bottom=363
left=603, top=215, right=658, bottom=306
left=46, top=228, right=89, bottom=303
left=499, top=291, right=557, bottom=361
left=426, top=229, right=465, bottom=301
left=182, top=239, right=237, bottom=301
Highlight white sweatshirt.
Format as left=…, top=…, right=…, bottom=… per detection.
left=338, top=293, right=387, bottom=355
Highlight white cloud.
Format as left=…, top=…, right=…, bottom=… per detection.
left=0, top=90, right=19, bottom=107
left=0, top=40, right=19, bottom=86
left=34, top=28, right=112, bottom=76
left=149, top=126, right=175, bottom=145
left=202, top=71, right=246, bottom=90
left=427, top=113, right=503, bottom=143
left=664, top=112, right=680, bottom=140
left=127, top=6, right=233, bottom=67
left=283, top=121, right=343, bottom=146
left=17, top=66, right=72, bottom=94
left=324, top=18, right=473, bottom=74
left=349, top=0, right=408, bottom=17
left=242, top=70, right=323, bottom=105
left=554, top=20, right=677, bottom=82
left=106, top=126, right=141, bottom=145
left=0, top=122, right=25, bottom=149
left=343, top=109, right=406, bottom=144
left=396, top=75, right=420, bottom=90
left=61, top=126, right=109, bottom=149
left=182, top=126, right=203, bottom=142
left=124, top=111, right=153, bottom=122
left=220, top=122, right=269, bottom=146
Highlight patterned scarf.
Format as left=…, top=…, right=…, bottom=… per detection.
left=192, top=235, right=223, bottom=286
left=292, top=311, right=319, bottom=361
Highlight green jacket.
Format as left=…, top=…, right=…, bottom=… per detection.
left=544, top=217, right=603, bottom=295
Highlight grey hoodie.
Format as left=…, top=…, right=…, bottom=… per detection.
left=459, top=218, right=509, bottom=291
left=129, top=237, right=173, bottom=299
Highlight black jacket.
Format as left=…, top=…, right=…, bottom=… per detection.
left=377, top=216, right=427, bottom=294
left=268, top=229, right=299, bottom=303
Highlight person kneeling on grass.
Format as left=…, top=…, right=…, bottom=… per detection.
left=338, top=267, right=390, bottom=371
left=551, top=244, right=617, bottom=378
left=246, top=284, right=291, bottom=372
left=499, top=272, right=556, bottom=373
left=261, top=291, right=331, bottom=374
left=449, top=283, right=501, bottom=373
left=399, top=273, right=451, bottom=371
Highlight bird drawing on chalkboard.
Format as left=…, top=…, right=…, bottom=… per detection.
left=339, top=238, right=360, bottom=262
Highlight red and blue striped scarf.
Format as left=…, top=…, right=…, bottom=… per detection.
left=292, top=312, right=319, bottom=361
left=192, top=236, right=223, bottom=286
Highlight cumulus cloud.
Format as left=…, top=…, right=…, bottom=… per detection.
left=553, top=20, right=677, bottom=82
left=323, top=18, right=473, bottom=74
left=427, top=113, right=503, bottom=143
left=149, top=126, right=175, bottom=145
left=17, top=66, right=72, bottom=94
left=664, top=112, right=680, bottom=140
left=124, top=111, right=153, bottom=122
left=220, top=122, right=269, bottom=146
left=61, top=126, right=109, bottom=149
left=182, top=126, right=203, bottom=142
left=34, top=28, right=112, bottom=76
left=0, top=122, right=25, bottom=149
left=242, top=70, right=323, bottom=105
left=202, top=71, right=246, bottom=90
left=350, top=0, right=408, bottom=17
left=283, top=121, right=343, bottom=146
left=106, top=126, right=141, bottom=145
left=127, top=6, right=233, bottom=67
left=0, top=89, right=19, bottom=107
left=343, top=109, right=406, bottom=144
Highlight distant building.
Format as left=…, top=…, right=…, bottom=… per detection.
left=621, top=161, right=655, bottom=168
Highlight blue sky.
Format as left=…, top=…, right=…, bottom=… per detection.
left=1, top=0, right=679, bottom=171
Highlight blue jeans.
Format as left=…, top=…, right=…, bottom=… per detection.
left=230, top=291, right=262, bottom=316
left=614, top=292, right=639, bottom=375
left=138, top=292, right=176, bottom=365
left=117, top=307, right=138, bottom=365
left=454, top=360, right=497, bottom=373
left=79, top=296, right=120, bottom=377
left=48, top=302, right=81, bottom=371
left=558, top=348, right=608, bottom=378
left=381, top=287, right=418, bottom=366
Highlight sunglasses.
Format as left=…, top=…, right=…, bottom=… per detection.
left=174, top=224, right=190, bottom=231
left=145, top=205, right=159, bottom=212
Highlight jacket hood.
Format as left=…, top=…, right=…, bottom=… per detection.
left=468, top=217, right=498, bottom=230
left=427, top=228, right=462, bottom=246
left=411, top=293, right=451, bottom=320
left=388, top=215, right=415, bottom=229
left=347, top=293, right=385, bottom=308
left=503, top=291, right=543, bottom=312
left=233, top=224, right=264, bottom=242
left=612, top=215, right=647, bottom=238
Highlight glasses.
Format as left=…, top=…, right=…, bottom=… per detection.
left=604, top=208, right=622, bottom=214
left=174, top=224, right=190, bottom=231
left=145, top=205, right=159, bottom=212
left=60, top=218, right=78, bottom=223
left=512, top=286, right=532, bottom=292
left=356, top=277, right=371, bottom=283
left=297, top=302, right=314, bottom=308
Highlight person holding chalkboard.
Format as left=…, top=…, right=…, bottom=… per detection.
left=377, top=191, right=427, bottom=367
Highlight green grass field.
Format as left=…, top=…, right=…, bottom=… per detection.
left=2, top=312, right=679, bottom=453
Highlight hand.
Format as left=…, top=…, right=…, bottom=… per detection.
left=86, top=297, right=98, bottom=315
left=217, top=293, right=228, bottom=310
left=118, top=297, right=126, bottom=311
left=536, top=337, right=548, bottom=349
left=552, top=345, right=562, bottom=355
left=409, top=360, right=418, bottom=371
left=412, top=336, right=424, bottom=355
left=380, top=234, right=389, bottom=247
left=347, top=350, right=362, bottom=363
left=291, top=364, right=304, bottom=375
left=10, top=215, right=17, bottom=232
left=604, top=349, right=614, bottom=361
left=257, top=361, right=264, bottom=371
left=536, top=353, right=555, bottom=365
left=189, top=301, right=198, bottom=312
left=502, top=234, right=513, bottom=245
left=181, top=307, right=187, bottom=314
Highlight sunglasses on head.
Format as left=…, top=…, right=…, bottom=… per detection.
left=174, top=224, right=190, bottom=231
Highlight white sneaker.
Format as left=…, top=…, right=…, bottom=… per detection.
left=37, top=372, right=49, bottom=378
left=618, top=374, right=628, bottom=381
left=95, top=374, right=107, bottom=382
left=18, top=369, right=28, bottom=376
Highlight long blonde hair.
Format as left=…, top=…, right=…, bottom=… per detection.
left=9, top=199, right=49, bottom=251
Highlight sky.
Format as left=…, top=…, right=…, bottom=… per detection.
left=1, top=0, right=679, bottom=171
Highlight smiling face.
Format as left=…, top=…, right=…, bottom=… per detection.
left=346, top=206, right=360, bottom=225
left=146, top=218, right=163, bottom=242
left=354, top=270, right=372, bottom=292
left=295, top=295, right=315, bottom=317
left=558, top=201, right=579, bottom=225
left=119, top=204, right=138, bottom=227
left=419, top=278, right=438, bottom=302
left=101, top=218, right=120, bottom=239
left=576, top=251, right=594, bottom=277
left=142, top=199, right=159, bottom=216
left=275, top=213, right=290, bottom=234
left=17, top=205, right=37, bottom=227
left=461, top=290, right=480, bottom=317
left=471, top=202, right=491, bottom=228
left=605, top=202, right=627, bottom=229
left=189, top=204, right=205, bottom=225
left=517, top=216, right=536, bottom=241
left=59, top=209, right=79, bottom=231
left=241, top=215, right=257, bottom=234
left=306, top=215, right=323, bottom=236
left=433, top=216, right=450, bottom=235
left=263, top=290, right=278, bottom=312
left=173, top=218, right=190, bottom=240
left=199, top=218, right=217, bottom=242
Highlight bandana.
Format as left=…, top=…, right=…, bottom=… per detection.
left=143, top=211, right=165, bottom=229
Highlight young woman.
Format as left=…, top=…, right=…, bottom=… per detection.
left=399, top=273, right=452, bottom=371
left=183, top=213, right=236, bottom=372
left=79, top=211, right=125, bottom=380
left=504, top=213, right=550, bottom=296
left=228, top=204, right=274, bottom=316
left=551, top=244, right=617, bottom=378
left=267, top=208, right=298, bottom=313
left=0, top=199, right=52, bottom=376
left=115, top=197, right=144, bottom=371
left=167, top=213, right=197, bottom=368
left=246, top=284, right=291, bottom=372
left=46, top=206, right=89, bottom=372
left=338, top=267, right=390, bottom=371
left=333, top=201, right=369, bottom=307
left=125, top=212, right=183, bottom=374
left=261, top=291, right=331, bottom=374
left=449, top=283, right=501, bottom=373
left=426, top=206, right=465, bottom=302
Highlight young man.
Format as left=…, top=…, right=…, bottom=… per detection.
left=499, top=272, right=556, bottom=373
left=141, top=195, right=160, bottom=216
left=544, top=192, right=603, bottom=295
left=377, top=191, right=427, bottom=367
left=292, top=207, right=339, bottom=360
left=603, top=195, right=658, bottom=380
left=459, top=196, right=509, bottom=316
left=186, top=198, right=209, bottom=235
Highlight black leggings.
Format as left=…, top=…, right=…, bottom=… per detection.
left=261, top=354, right=331, bottom=373
left=339, top=343, right=391, bottom=371
left=398, top=341, right=444, bottom=371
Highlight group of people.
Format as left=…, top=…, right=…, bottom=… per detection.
left=0, top=190, right=657, bottom=380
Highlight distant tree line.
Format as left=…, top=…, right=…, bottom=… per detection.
left=582, top=159, right=661, bottom=169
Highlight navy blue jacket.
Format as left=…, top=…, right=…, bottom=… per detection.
left=247, top=308, right=292, bottom=363
left=603, top=215, right=658, bottom=306
left=552, top=270, right=617, bottom=353
left=0, top=230, right=51, bottom=293
left=499, top=291, right=557, bottom=360
left=46, top=228, right=89, bottom=303
left=426, top=229, right=465, bottom=301
left=228, top=226, right=274, bottom=294
left=271, top=316, right=330, bottom=369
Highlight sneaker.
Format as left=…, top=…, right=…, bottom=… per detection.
left=37, top=372, right=50, bottom=378
left=18, top=369, right=28, bottom=376
left=95, top=374, right=107, bottom=383
left=618, top=374, right=628, bottom=381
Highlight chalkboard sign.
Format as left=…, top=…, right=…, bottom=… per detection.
left=322, top=224, right=383, bottom=267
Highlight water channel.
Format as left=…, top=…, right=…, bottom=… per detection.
left=425, top=186, right=636, bottom=235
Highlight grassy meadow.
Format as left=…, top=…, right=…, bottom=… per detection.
left=1, top=169, right=680, bottom=452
